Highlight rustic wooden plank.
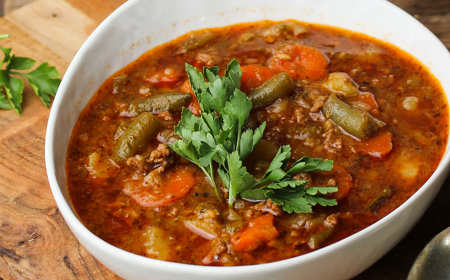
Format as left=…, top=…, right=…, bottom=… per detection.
left=0, top=17, right=66, bottom=130
left=65, top=0, right=125, bottom=23
left=3, top=0, right=34, bottom=14
left=5, top=0, right=96, bottom=61
left=391, top=0, right=450, bottom=49
left=0, top=0, right=123, bottom=278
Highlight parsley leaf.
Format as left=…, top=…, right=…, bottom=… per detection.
left=170, top=59, right=338, bottom=213
left=0, top=34, right=61, bottom=114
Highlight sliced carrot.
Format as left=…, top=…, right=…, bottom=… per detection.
left=268, top=45, right=328, bottom=81
left=124, top=166, right=196, bottom=208
left=240, top=65, right=275, bottom=93
left=331, top=165, right=353, bottom=200
left=231, top=214, right=278, bottom=252
left=359, top=131, right=393, bottom=159
left=180, top=79, right=201, bottom=116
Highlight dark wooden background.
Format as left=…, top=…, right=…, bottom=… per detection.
left=0, top=0, right=448, bottom=279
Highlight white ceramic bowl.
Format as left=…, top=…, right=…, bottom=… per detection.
left=45, top=0, right=450, bottom=279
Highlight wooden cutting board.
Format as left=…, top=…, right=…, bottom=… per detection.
left=0, top=1, right=448, bottom=279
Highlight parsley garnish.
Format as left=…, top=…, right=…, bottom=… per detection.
left=169, top=59, right=337, bottom=213
left=0, top=34, right=61, bottom=114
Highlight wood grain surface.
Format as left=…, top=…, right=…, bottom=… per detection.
left=0, top=0, right=448, bottom=279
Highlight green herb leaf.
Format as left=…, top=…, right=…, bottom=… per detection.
left=8, top=56, right=35, bottom=70
left=22, top=63, right=60, bottom=107
left=0, top=92, right=11, bottom=109
left=0, top=47, right=12, bottom=66
left=227, top=151, right=256, bottom=205
left=0, top=70, right=23, bottom=113
left=170, top=59, right=337, bottom=213
left=0, top=38, right=61, bottom=114
left=288, top=156, right=333, bottom=174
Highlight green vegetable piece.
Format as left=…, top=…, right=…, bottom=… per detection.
left=177, top=30, right=215, bottom=54
left=322, top=94, right=380, bottom=139
left=128, top=92, right=192, bottom=114
left=368, top=186, right=393, bottom=212
left=113, top=112, right=160, bottom=160
left=0, top=34, right=8, bottom=40
left=249, top=72, right=294, bottom=108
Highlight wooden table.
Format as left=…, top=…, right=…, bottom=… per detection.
left=0, top=0, right=448, bottom=279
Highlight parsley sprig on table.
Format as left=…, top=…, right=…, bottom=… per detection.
left=0, top=34, right=61, bottom=114
left=169, top=59, right=338, bottom=213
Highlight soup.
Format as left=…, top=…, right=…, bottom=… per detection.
left=66, top=20, right=448, bottom=265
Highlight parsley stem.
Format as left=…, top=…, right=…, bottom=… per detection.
left=10, top=71, right=25, bottom=76
left=0, top=34, right=9, bottom=39
left=200, top=165, right=222, bottom=202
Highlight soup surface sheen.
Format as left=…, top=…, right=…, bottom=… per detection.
left=67, top=20, right=448, bottom=265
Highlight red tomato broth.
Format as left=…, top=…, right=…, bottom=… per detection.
left=66, top=20, right=448, bottom=265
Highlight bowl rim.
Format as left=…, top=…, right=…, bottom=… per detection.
left=45, top=0, right=450, bottom=275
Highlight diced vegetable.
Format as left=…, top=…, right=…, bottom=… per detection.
left=322, top=72, right=359, bottom=97
left=307, top=225, right=334, bottom=249
left=123, top=166, right=196, bottom=208
left=177, top=30, right=215, bottom=54
left=239, top=32, right=255, bottom=42
left=231, top=214, right=278, bottom=252
left=127, top=92, right=192, bottom=114
left=112, top=74, right=127, bottom=94
left=399, top=161, right=419, bottom=179
left=359, top=131, right=393, bottom=158
left=268, top=45, right=328, bottom=80
left=262, top=22, right=307, bottom=43
left=368, top=186, right=393, bottom=212
left=142, top=226, right=171, bottom=260
left=350, top=92, right=379, bottom=112
left=323, top=95, right=382, bottom=139
left=184, top=203, right=221, bottom=240
left=86, top=152, right=114, bottom=179
left=249, top=72, right=294, bottom=108
left=331, top=165, right=353, bottom=200
left=145, top=67, right=182, bottom=86
left=113, top=112, right=161, bottom=160
left=241, top=65, right=274, bottom=93
left=306, top=214, right=337, bottom=249
left=402, top=96, right=419, bottom=111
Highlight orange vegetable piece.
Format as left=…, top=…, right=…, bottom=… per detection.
left=231, top=214, right=279, bottom=252
left=331, top=165, right=353, bottom=200
left=358, top=92, right=379, bottom=112
left=240, top=65, right=274, bottom=93
left=124, top=166, right=196, bottom=208
left=268, top=45, right=329, bottom=80
left=359, top=131, right=393, bottom=159
left=180, top=79, right=201, bottom=116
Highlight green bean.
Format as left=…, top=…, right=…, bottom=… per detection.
left=177, top=30, right=215, bottom=54
left=322, top=94, right=381, bottom=139
left=128, top=92, right=191, bottom=114
left=113, top=112, right=160, bottom=160
left=249, top=72, right=295, bottom=108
